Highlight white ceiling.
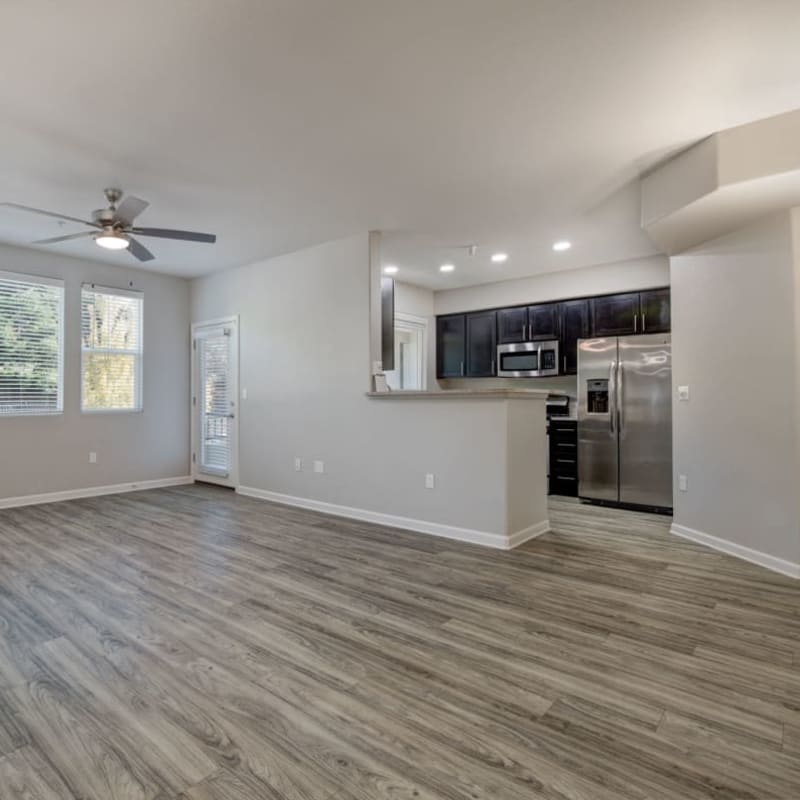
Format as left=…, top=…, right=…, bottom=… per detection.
left=1, top=1, right=800, bottom=286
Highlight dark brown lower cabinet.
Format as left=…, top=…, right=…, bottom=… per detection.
left=549, top=420, right=578, bottom=497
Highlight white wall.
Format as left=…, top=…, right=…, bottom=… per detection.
left=671, top=212, right=799, bottom=568
left=191, top=234, right=546, bottom=537
left=0, top=243, right=191, bottom=500
left=433, top=254, right=669, bottom=315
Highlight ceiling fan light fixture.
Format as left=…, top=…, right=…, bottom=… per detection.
left=95, top=232, right=130, bottom=250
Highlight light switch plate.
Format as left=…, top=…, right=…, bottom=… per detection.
left=294, top=457, right=302, bottom=472
left=677, top=385, right=690, bottom=401
left=425, top=473, right=435, bottom=489
left=679, top=474, right=688, bottom=492
left=89, top=452, right=97, bottom=464
left=313, top=460, right=324, bottom=474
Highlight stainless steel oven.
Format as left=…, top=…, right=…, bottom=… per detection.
left=496, top=340, right=560, bottom=378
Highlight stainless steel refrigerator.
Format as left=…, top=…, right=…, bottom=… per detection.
left=577, top=334, right=672, bottom=510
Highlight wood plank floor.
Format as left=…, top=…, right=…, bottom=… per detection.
left=0, top=484, right=799, bottom=800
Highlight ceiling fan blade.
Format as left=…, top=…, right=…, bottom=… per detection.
left=33, top=231, right=95, bottom=245
left=127, top=236, right=155, bottom=262
left=115, top=195, right=149, bottom=225
left=1, top=202, right=99, bottom=228
left=132, top=227, right=216, bottom=243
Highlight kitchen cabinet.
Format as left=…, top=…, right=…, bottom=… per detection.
left=528, top=303, right=560, bottom=340
left=639, top=288, right=671, bottom=333
left=497, top=307, right=528, bottom=344
left=549, top=419, right=578, bottom=497
left=590, top=292, right=640, bottom=336
left=465, top=311, right=497, bottom=377
left=436, top=287, right=669, bottom=380
left=559, top=299, right=589, bottom=375
left=497, top=303, right=560, bottom=343
left=436, top=314, right=466, bottom=378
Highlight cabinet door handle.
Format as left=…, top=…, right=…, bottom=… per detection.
left=460, top=361, right=464, bottom=376
left=491, top=359, right=495, bottom=375
left=642, top=312, right=647, bottom=332
left=633, top=313, right=638, bottom=333
left=563, top=355, right=566, bottom=373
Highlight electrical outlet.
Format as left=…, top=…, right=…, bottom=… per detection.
left=679, top=474, right=688, bottom=492
left=88, top=452, right=97, bottom=464
left=294, top=457, right=302, bottom=472
left=678, top=385, right=690, bottom=402
left=313, top=460, right=324, bottom=474
left=425, top=473, right=435, bottom=489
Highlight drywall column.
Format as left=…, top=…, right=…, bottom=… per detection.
left=670, top=211, right=800, bottom=576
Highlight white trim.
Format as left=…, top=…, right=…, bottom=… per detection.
left=236, top=485, right=549, bottom=550
left=670, top=523, right=799, bottom=579
left=387, top=312, right=429, bottom=391
left=0, top=476, right=194, bottom=510
left=506, top=519, right=551, bottom=548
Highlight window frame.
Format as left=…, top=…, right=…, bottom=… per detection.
left=80, top=283, right=144, bottom=414
left=0, top=269, right=65, bottom=417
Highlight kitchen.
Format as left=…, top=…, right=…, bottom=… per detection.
left=380, top=244, right=674, bottom=521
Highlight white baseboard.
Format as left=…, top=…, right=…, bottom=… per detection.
left=237, top=485, right=549, bottom=550
left=670, top=523, right=799, bottom=579
left=0, top=476, right=194, bottom=510
left=506, top=519, right=551, bottom=549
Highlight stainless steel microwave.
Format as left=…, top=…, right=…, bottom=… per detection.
left=497, top=340, right=560, bottom=378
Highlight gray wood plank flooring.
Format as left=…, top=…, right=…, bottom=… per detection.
left=0, top=484, right=798, bottom=799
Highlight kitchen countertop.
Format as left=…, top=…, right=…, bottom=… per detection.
left=366, top=389, right=549, bottom=399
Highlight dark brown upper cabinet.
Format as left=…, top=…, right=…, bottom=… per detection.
left=639, top=288, right=671, bottom=333
left=497, top=306, right=528, bottom=344
left=465, top=311, right=497, bottom=377
left=528, top=303, right=560, bottom=340
left=436, top=314, right=466, bottom=378
left=590, top=292, right=641, bottom=336
left=436, top=287, right=669, bottom=380
left=559, top=299, right=590, bottom=375
left=497, top=303, right=559, bottom=343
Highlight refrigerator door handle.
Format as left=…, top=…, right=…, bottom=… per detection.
left=617, top=362, right=624, bottom=435
left=609, top=360, right=617, bottom=435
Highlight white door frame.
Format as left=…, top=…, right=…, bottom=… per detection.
left=393, top=312, right=428, bottom=390
left=191, top=315, right=240, bottom=488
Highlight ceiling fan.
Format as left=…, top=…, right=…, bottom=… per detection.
left=1, top=188, right=216, bottom=262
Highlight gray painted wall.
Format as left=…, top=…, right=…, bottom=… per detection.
left=0, top=243, right=191, bottom=499
left=671, top=212, right=799, bottom=565
left=191, top=233, right=546, bottom=535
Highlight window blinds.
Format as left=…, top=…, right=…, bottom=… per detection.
left=0, top=271, right=64, bottom=415
left=81, top=284, right=143, bottom=412
left=198, top=330, right=232, bottom=475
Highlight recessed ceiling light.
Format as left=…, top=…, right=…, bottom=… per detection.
left=95, top=232, right=130, bottom=251
left=383, top=265, right=398, bottom=274
left=440, top=264, right=455, bottom=273
left=552, top=240, right=571, bottom=252
left=491, top=253, right=508, bottom=263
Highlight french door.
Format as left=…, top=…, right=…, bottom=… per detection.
left=191, top=317, right=239, bottom=487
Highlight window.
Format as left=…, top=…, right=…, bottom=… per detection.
left=81, top=284, right=143, bottom=412
left=0, top=270, right=64, bottom=416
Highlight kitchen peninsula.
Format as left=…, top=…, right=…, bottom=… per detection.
left=366, top=389, right=549, bottom=548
